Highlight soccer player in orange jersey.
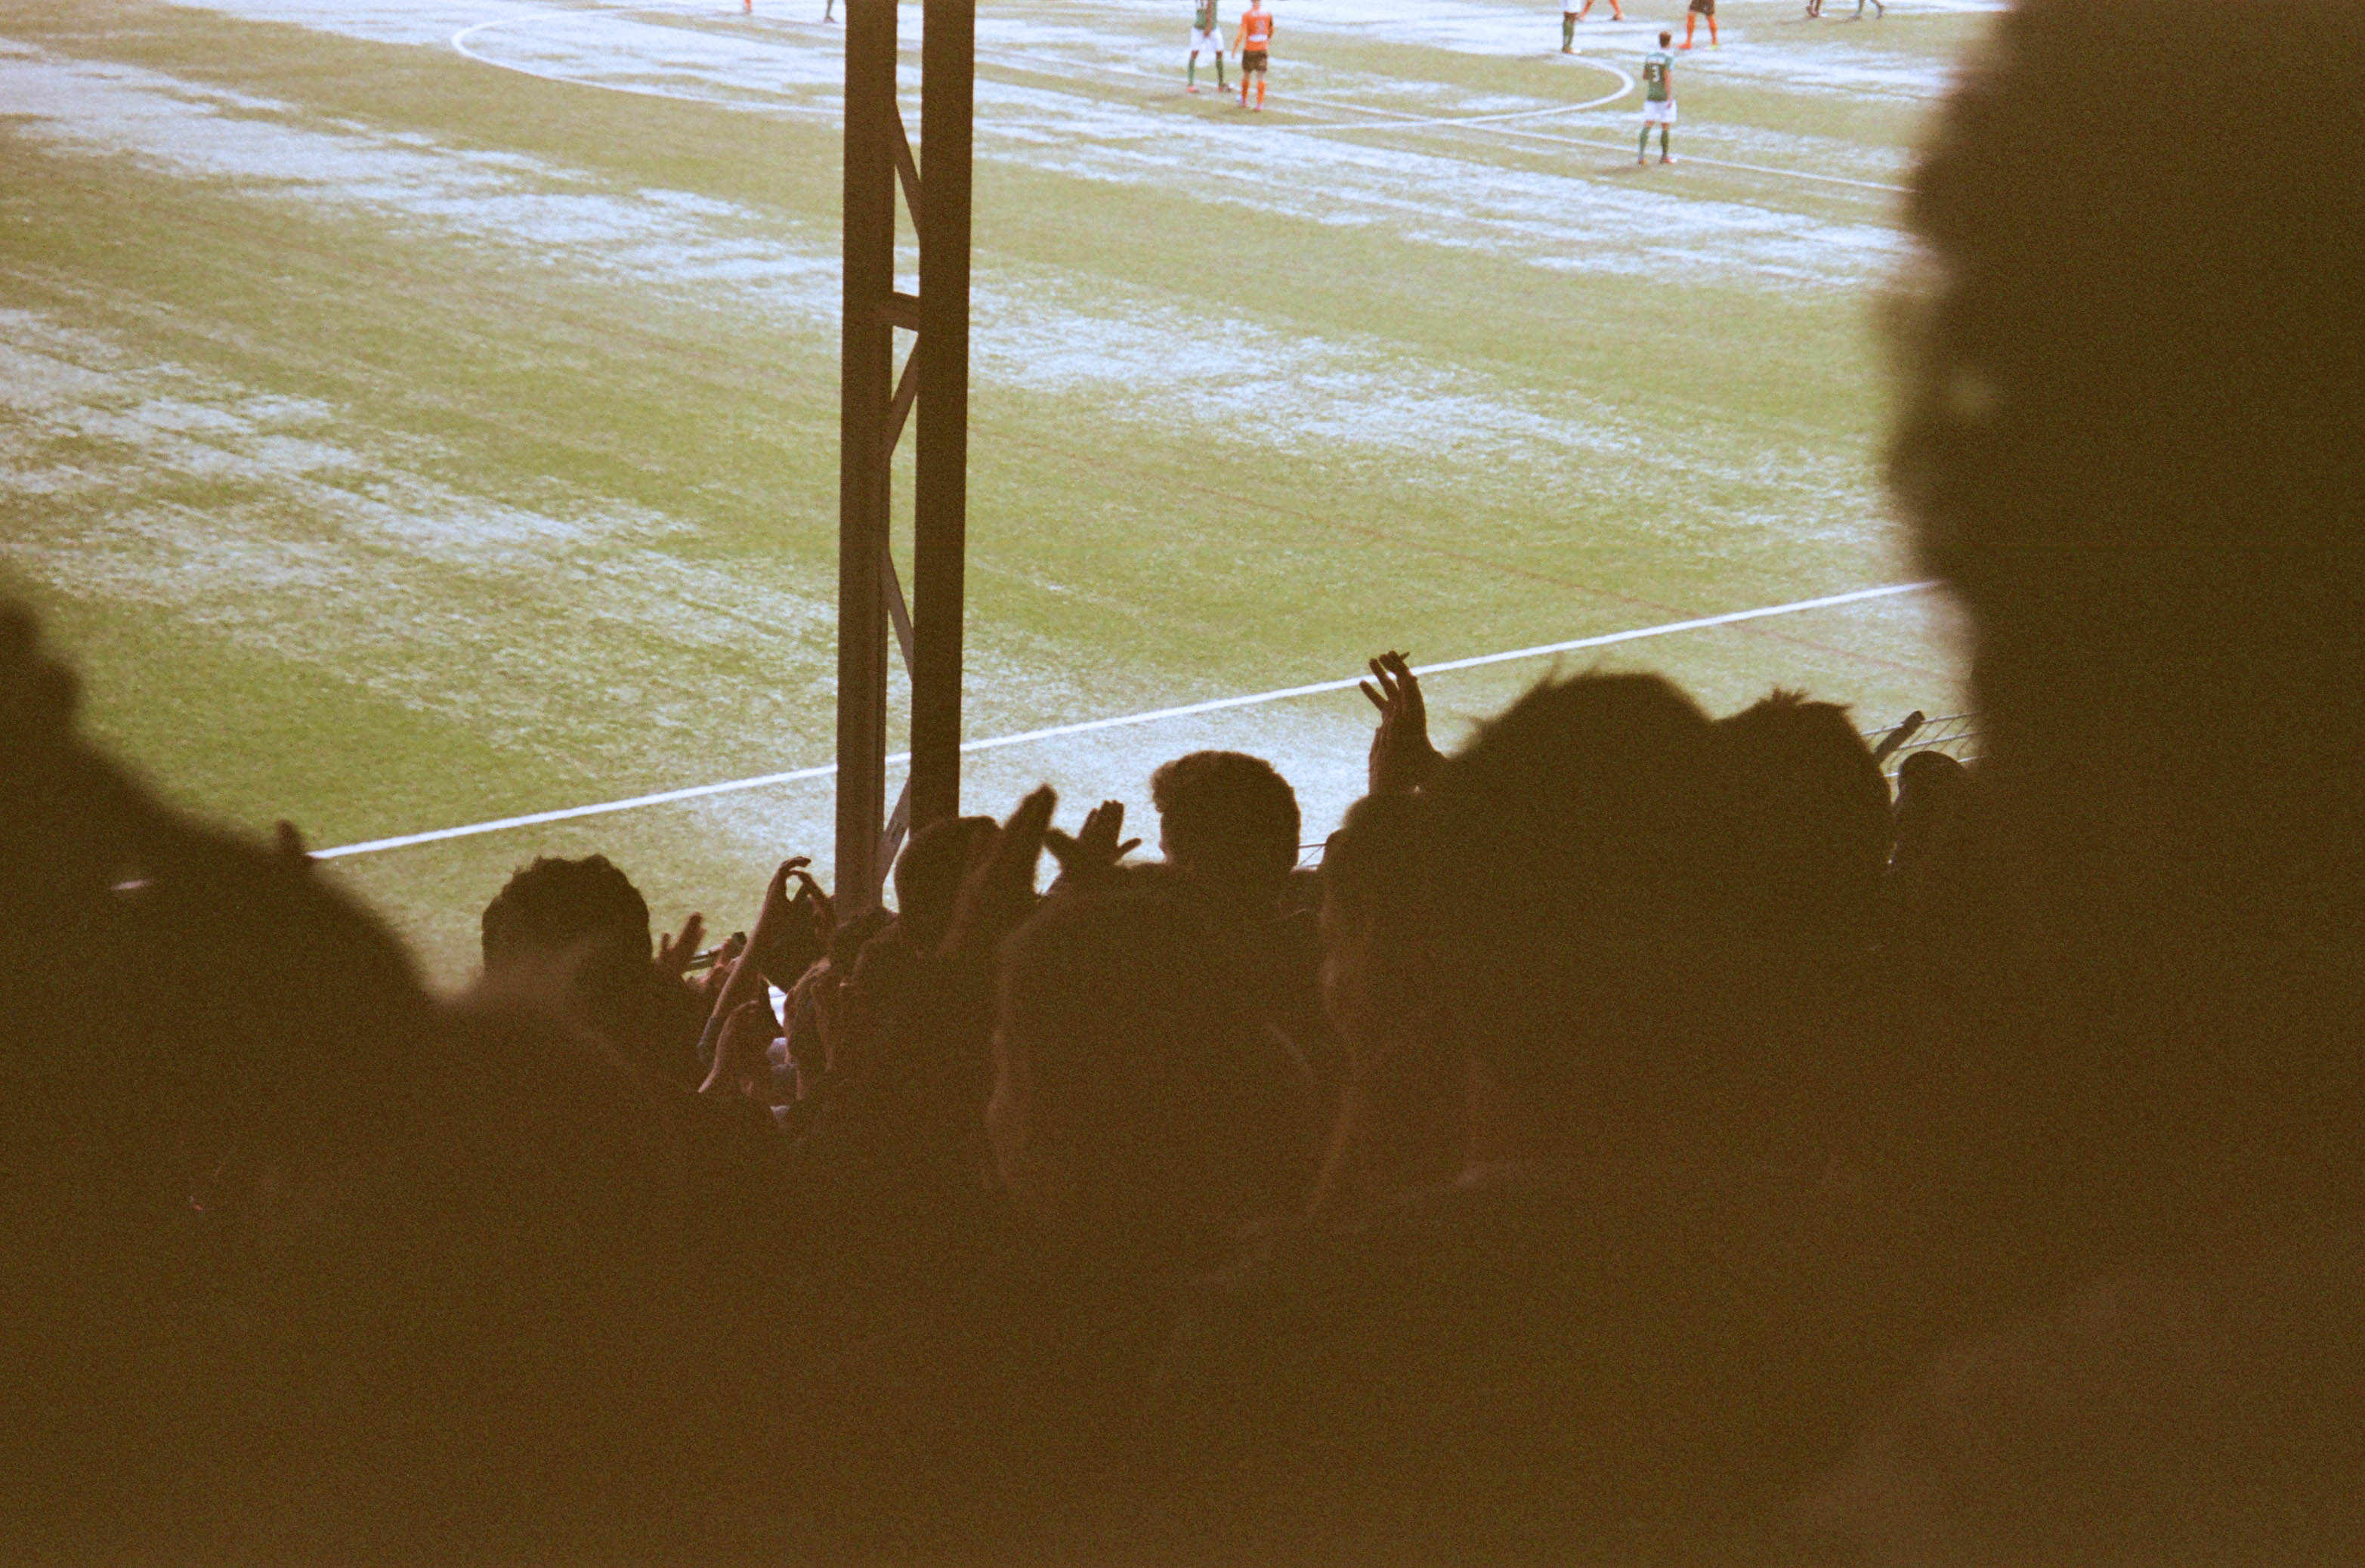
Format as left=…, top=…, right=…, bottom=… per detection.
left=1234, top=0, right=1275, bottom=110
left=1681, top=0, right=1717, bottom=48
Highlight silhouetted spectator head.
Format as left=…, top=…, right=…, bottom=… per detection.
left=0, top=603, right=459, bottom=1560
left=1317, top=790, right=1425, bottom=1052
left=1149, top=750, right=1301, bottom=913
left=988, top=890, right=1315, bottom=1260
left=830, top=904, right=895, bottom=973
left=226, top=985, right=708, bottom=1556
left=1894, top=0, right=2365, bottom=846
left=1312, top=790, right=1464, bottom=1214
left=1718, top=689, right=1893, bottom=933
left=478, top=856, right=708, bottom=1087
left=1889, top=748, right=1968, bottom=878
left=1416, top=672, right=1726, bottom=1131
left=1894, top=0, right=2365, bottom=1232
left=892, top=813, right=997, bottom=951
left=481, top=855, right=652, bottom=973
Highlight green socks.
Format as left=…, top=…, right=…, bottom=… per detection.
left=1563, top=14, right=1576, bottom=48
left=1639, top=125, right=1651, bottom=156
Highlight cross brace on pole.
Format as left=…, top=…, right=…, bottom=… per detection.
left=835, top=0, right=975, bottom=914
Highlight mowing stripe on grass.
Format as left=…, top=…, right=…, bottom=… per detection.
left=309, top=580, right=1936, bottom=861
left=450, top=7, right=1899, bottom=193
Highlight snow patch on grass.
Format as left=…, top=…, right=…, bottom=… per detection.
left=0, top=45, right=1875, bottom=479
left=0, top=306, right=839, bottom=762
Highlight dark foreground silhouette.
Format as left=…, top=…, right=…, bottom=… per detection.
left=6, top=4, right=2360, bottom=1561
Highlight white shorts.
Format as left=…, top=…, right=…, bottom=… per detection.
left=1190, top=26, right=1222, bottom=54
left=1641, top=98, right=1677, bottom=125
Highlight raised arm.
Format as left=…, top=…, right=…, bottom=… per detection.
left=1360, top=650, right=1442, bottom=796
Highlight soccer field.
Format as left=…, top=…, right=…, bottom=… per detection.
left=0, top=0, right=1989, bottom=985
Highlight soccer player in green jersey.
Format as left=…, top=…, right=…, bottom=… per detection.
left=1189, top=0, right=1227, bottom=93
left=1566, top=0, right=1622, bottom=53
left=1639, top=32, right=1675, bottom=163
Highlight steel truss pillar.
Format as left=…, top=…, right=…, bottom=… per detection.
left=836, top=0, right=975, bottom=914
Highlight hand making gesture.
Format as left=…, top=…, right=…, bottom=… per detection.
left=703, top=855, right=829, bottom=1041
left=1044, top=798, right=1141, bottom=889
left=699, top=994, right=781, bottom=1103
left=750, top=862, right=834, bottom=990
left=1360, top=650, right=1442, bottom=796
left=655, top=910, right=706, bottom=977
left=941, top=785, right=1057, bottom=960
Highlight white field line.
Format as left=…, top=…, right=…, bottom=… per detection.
left=1446, top=125, right=1907, bottom=191
left=449, top=5, right=1900, bottom=192
left=309, top=580, right=1936, bottom=861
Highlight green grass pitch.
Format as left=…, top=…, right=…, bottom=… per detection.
left=0, top=0, right=1991, bottom=985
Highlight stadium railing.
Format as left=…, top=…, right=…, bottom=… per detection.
left=1863, top=710, right=1980, bottom=778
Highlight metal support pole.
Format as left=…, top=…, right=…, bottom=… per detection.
left=834, top=0, right=898, bottom=914
left=910, top=0, right=975, bottom=833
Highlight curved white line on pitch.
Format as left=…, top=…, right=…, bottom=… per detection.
left=1458, top=119, right=1907, bottom=191
left=1420, top=73, right=1635, bottom=125
left=309, top=580, right=1935, bottom=860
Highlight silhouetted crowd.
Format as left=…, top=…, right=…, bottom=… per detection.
left=7, top=5, right=2361, bottom=1562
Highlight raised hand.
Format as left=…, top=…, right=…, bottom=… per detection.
left=657, top=911, right=706, bottom=976
left=941, top=785, right=1056, bottom=958
left=694, top=931, right=747, bottom=1004
left=1044, top=798, right=1141, bottom=886
left=747, top=857, right=832, bottom=989
left=787, top=961, right=849, bottom=1087
left=1360, top=650, right=1442, bottom=796
left=699, top=996, right=781, bottom=1101
left=703, top=856, right=812, bottom=1040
